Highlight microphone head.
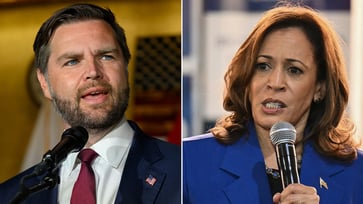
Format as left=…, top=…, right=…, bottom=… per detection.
left=34, top=126, right=89, bottom=176
left=61, top=126, right=89, bottom=152
left=270, top=121, right=296, bottom=145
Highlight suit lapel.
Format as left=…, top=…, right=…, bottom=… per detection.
left=300, top=142, right=345, bottom=203
left=114, top=121, right=166, bottom=204
left=220, top=125, right=273, bottom=203
left=140, top=162, right=166, bottom=203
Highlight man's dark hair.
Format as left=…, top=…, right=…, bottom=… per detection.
left=33, top=3, right=131, bottom=74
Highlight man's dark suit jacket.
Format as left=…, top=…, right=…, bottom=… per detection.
left=0, top=121, right=181, bottom=204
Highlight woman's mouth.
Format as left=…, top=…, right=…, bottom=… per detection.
left=261, top=99, right=286, bottom=113
left=265, top=102, right=283, bottom=109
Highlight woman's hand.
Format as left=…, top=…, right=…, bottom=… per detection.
left=273, top=183, right=320, bottom=204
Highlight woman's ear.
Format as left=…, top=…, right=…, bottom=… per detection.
left=36, top=69, right=52, bottom=100
left=313, top=81, right=326, bottom=103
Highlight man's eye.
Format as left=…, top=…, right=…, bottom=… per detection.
left=64, top=59, right=79, bottom=66
left=101, top=55, right=114, bottom=60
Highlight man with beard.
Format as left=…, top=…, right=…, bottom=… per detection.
left=0, top=3, right=181, bottom=204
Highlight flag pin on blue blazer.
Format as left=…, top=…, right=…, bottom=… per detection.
left=319, top=177, right=328, bottom=189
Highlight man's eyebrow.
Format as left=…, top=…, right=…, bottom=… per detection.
left=95, top=48, right=120, bottom=55
left=56, top=52, right=81, bottom=63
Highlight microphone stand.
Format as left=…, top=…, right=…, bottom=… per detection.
left=9, top=171, right=59, bottom=204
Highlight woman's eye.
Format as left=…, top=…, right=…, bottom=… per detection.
left=288, top=66, right=303, bottom=75
left=255, top=63, right=271, bottom=71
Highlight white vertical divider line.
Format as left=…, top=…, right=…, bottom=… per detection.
left=349, top=0, right=363, bottom=143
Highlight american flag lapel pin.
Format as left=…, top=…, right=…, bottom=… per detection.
left=145, top=174, right=157, bottom=186
left=319, top=177, right=328, bottom=189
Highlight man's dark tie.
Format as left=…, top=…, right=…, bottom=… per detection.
left=71, top=148, right=98, bottom=204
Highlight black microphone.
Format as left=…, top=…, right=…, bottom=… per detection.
left=32, top=126, right=88, bottom=176
left=270, top=121, right=300, bottom=189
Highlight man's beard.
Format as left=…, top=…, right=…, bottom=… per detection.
left=51, top=85, right=129, bottom=132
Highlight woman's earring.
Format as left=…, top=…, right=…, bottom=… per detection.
left=314, top=96, right=322, bottom=103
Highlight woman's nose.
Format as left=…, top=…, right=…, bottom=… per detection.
left=267, top=68, right=286, bottom=91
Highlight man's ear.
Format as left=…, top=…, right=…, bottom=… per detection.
left=36, top=69, right=52, bottom=99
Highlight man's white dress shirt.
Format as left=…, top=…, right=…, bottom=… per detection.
left=58, top=117, right=134, bottom=204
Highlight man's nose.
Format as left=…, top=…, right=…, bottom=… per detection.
left=85, top=59, right=103, bottom=80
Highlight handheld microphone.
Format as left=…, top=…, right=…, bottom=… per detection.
left=270, top=121, right=300, bottom=189
left=33, top=126, right=88, bottom=176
